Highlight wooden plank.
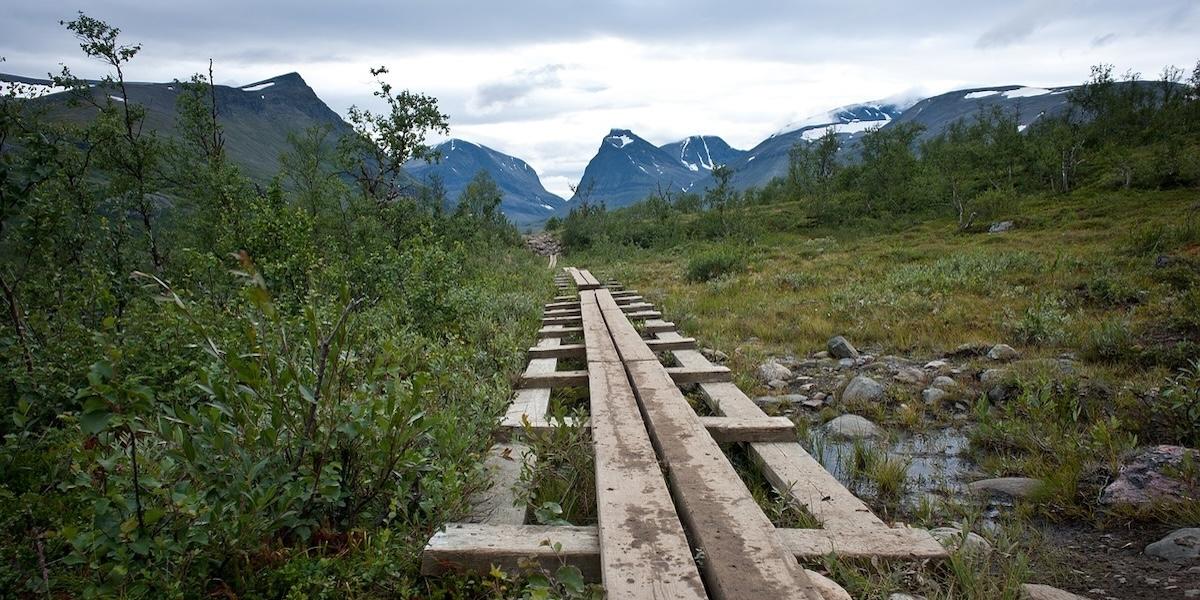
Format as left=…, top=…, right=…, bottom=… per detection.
left=778, top=527, right=948, bottom=560
left=519, top=369, right=588, bottom=388
left=542, top=315, right=582, bottom=325
left=655, top=331, right=935, bottom=538
left=582, top=296, right=708, bottom=598
left=543, top=307, right=581, bottom=317
left=596, top=290, right=659, bottom=362
left=643, top=319, right=677, bottom=334
left=537, top=326, right=582, bottom=339
left=422, top=523, right=948, bottom=579
left=698, top=416, right=797, bottom=443
left=524, top=337, right=698, bottom=361
left=468, top=443, right=531, bottom=524
left=422, top=524, right=601, bottom=581
left=544, top=295, right=644, bottom=310
left=578, top=269, right=602, bottom=287
left=624, top=310, right=663, bottom=320
left=611, top=289, right=639, bottom=297
left=600, top=308, right=820, bottom=599
left=520, top=366, right=726, bottom=388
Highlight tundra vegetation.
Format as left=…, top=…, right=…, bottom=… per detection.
left=555, top=61, right=1200, bottom=597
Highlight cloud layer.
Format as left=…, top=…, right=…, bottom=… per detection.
left=2, top=0, right=1197, bottom=197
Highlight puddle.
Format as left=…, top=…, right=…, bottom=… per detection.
left=803, top=426, right=974, bottom=507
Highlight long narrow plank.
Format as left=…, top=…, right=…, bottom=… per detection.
left=537, top=326, right=582, bottom=339
left=578, top=269, right=602, bottom=287
left=600, top=303, right=821, bottom=599
left=469, top=443, right=531, bottom=524
left=580, top=289, right=708, bottom=599
left=643, top=319, right=677, bottom=334
left=424, top=523, right=948, bottom=573
left=657, top=331, right=928, bottom=536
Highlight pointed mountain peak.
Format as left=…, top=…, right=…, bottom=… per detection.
left=604, top=129, right=639, bottom=149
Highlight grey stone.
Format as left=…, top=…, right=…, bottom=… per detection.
left=701, top=347, right=729, bottom=363
left=989, top=220, right=1015, bottom=233
left=827, top=335, right=860, bottom=359
left=1101, top=445, right=1200, bottom=507
left=987, top=344, right=1020, bottom=361
left=1020, top=584, right=1092, bottom=599
left=893, top=366, right=927, bottom=385
left=980, top=369, right=1012, bottom=386
left=837, top=358, right=855, bottom=369
left=813, top=351, right=831, bottom=359
left=754, top=394, right=809, bottom=409
left=767, top=379, right=788, bottom=390
left=889, top=595, right=927, bottom=600
left=841, top=375, right=886, bottom=403
left=924, top=359, right=949, bottom=370
left=967, top=477, right=1044, bottom=499
left=757, top=361, right=793, bottom=383
left=932, top=375, right=957, bottom=390
left=929, top=527, right=992, bottom=557
left=922, top=387, right=950, bottom=405
left=824, top=414, right=881, bottom=439
left=1145, top=528, right=1200, bottom=564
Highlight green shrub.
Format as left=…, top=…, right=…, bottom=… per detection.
left=685, top=249, right=746, bottom=283
left=1081, top=318, right=1134, bottom=362
left=1008, top=297, right=1071, bottom=346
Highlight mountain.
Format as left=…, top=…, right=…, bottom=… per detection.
left=567, top=130, right=747, bottom=209
left=2, top=72, right=353, bottom=182
left=404, top=139, right=565, bottom=226
left=715, top=100, right=910, bottom=191
left=658, top=135, right=747, bottom=174
left=891, top=85, right=1074, bottom=141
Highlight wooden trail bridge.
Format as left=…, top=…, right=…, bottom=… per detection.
left=423, top=267, right=947, bottom=599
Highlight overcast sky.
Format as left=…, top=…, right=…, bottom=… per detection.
left=2, top=1, right=1197, bottom=197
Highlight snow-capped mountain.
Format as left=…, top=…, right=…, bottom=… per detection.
left=405, top=139, right=565, bottom=226
left=715, top=100, right=910, bottom=190
left=892, top=85, right=1074, bottom=141
left=568, top=129, right=703, bottom=208
left=659, top=135, right=747, bottom=174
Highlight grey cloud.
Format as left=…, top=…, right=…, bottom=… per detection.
left=976, top=12, right=1041, bottom=48
left=1091, top=33, right=1117, bottom=47
left=471, top=64, right=565, bottom=112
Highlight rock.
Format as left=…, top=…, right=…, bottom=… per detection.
left=929, top=527, right=992, bottom=557
left=987, top=344, right=1020, bottom=361
left=932, top=375, right=957, bottom=390
left=889, top=595, right=927, bottom=600
left=967, top=477, right=1044, bottom=499
left=767, top=379, right=789, bottom=390
left=804, top=569, right=851, bottom=600
left=841, top=375, right=886, bottom=403
left=924, top=359, right=949, bottom=370
left=1145, top=528, right=1200, bottom=563
left=801, top=396, right=824, bottom=409
left=753, top=394, right=810, bottom=410
left=1100, top=445, right=1200, bottom=507
left=757, top=361, right=793, bottom=383
left=701, top=347, right=728, bottom=363
left=980, top=369, right=1012, bottom=386
left=948, top=342, right=991, bottom=358
left=813, top=351, right=831, bottom=359
left=893, top=366, right=927, bottom=385
left=827, top=335, right=860, bottom=359
left=987, top=385, right=1016, bottom=403
left=989, top=220, right=1015, bottom=233
left=813, top=392, right=828, bottom=403
left=1020, top=584, right=1091, bottom=599
left=825, top=414, right=881, bottom=439
left=922, top=387, right=950, bottom=405
left=837, top=358, right=855, bottom=369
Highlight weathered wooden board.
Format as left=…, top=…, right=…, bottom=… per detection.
left=604, top=308, right=822, bottom=599
left=697, top=416, right=797, bottom=443
left=536, top=326, right=583, bottom=339
left=519, top=365, right=729, bottom=388
left=468, top=443, right=531, bottom=524
left=581, top=289, right=709, bottom=599
left=527, top=337, right=697, bottom=360
left=422, top=524, right=601, bottom=580
left=643, top=319, right=677, bottom=334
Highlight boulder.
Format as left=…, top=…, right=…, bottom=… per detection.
left=931, top=375, right=957, bottom=390
left=987, top=344, right=1020, bottom=361
left=824, top=414, right=881, bottom=439
left=827, top=335, right=860, bottom=359
left=1020, top=584, right=1091, bottom=599
left=767, top=379, right=789, bottom=390
left=1100, top=445, right=1200, bottom=507
left=949, top=342, right=991, bottom=358
left=1145, top=528, right=1200, bottom=564
left=701, top=347, right=729, bottom=363
left=757, top=361, right=793, bottom=383
left=893, top=366, right=927, bottom=385
left=924, top=359, right=949, bottom=370
left=841, top=375, right=886, bottom=403
left=837, top=358, right=855, bottom=369
left=929, top=527, right=992, bottom=557
left=922, top=387, right=950, bottom=405
left=989, top=221, right=1015, bottom=233
left=967, top=477, right=1044, bottom=499
left=813, top=351, right=831, bottom=359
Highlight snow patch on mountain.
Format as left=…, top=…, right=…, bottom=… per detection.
left=242, top=81, right=275, bottom=92
left=608, top=133, right=634, bottom=148
left=800, top=116, right=890, bottom=140
left=1003, top=86, right=1051, bottom=98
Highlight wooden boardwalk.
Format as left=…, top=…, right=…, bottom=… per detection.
left=423, top=268, right=946, bottom=599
